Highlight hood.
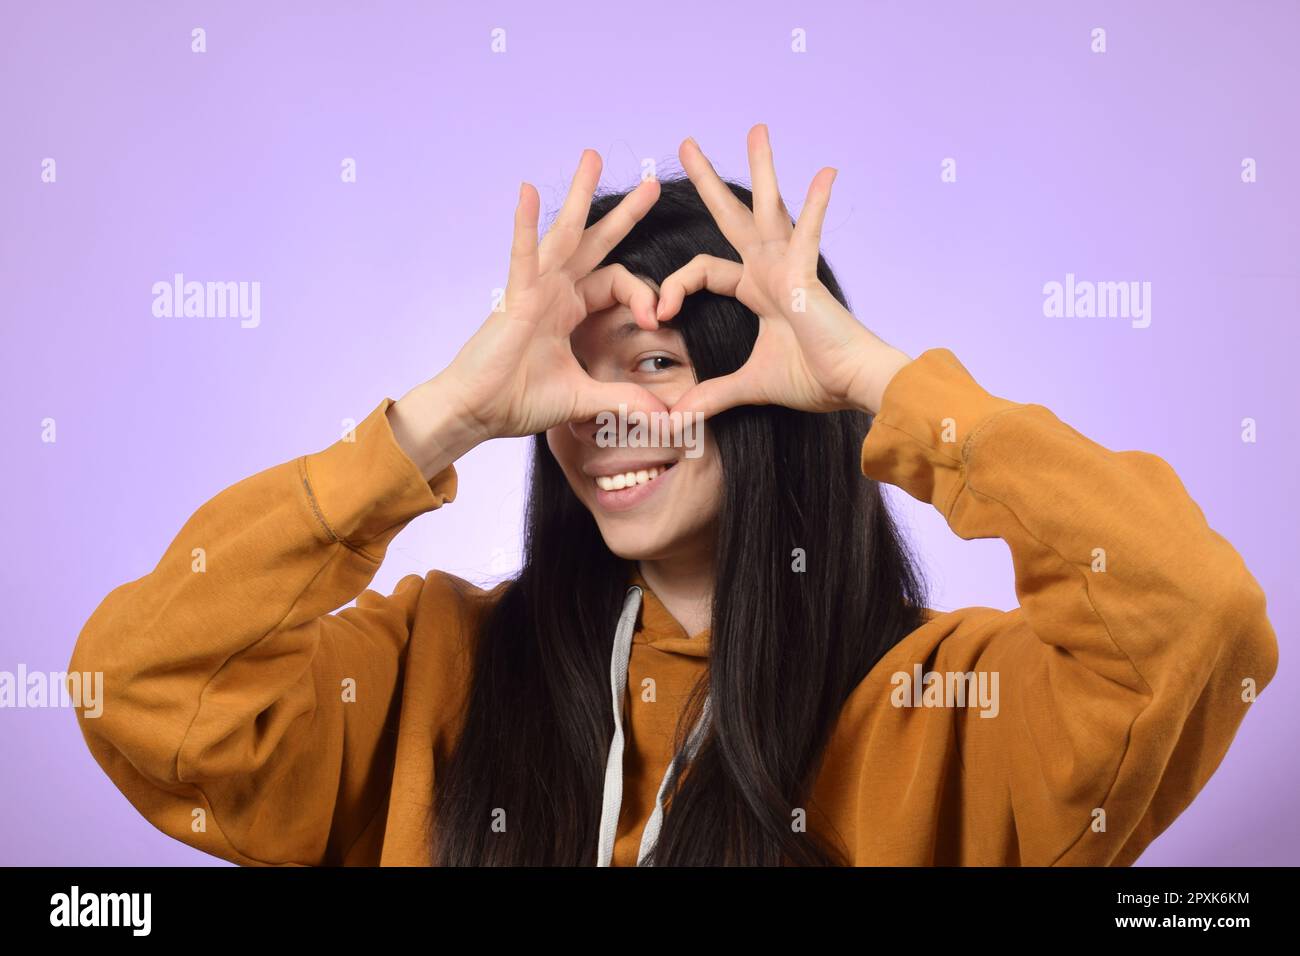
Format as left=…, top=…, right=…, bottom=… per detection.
left=627, top=569, right=711, bottom=659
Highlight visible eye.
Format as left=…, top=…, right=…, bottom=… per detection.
left=635, top=355, right=680, bottom=373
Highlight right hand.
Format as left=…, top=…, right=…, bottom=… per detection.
left=390, top=150, right=667, bottom=477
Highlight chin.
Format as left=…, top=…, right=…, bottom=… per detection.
left=592, top=524, right=677, bottom=562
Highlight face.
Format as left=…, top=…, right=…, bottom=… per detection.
left=546, top=291, right=723, bottom=563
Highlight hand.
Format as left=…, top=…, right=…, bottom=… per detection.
left=390, top=150, right=668, bottom=476
left=655, top=125, right=912, bottom=418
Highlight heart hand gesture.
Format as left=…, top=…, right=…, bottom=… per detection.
left=656, top=125, right=912, bottom=419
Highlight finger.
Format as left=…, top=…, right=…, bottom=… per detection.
left=790, top=167, right=837, bottom=271
left=669, top=366, right=763, bottom=421
left=574, top=264, right=660, bottom=332
left=538, top=149, right=602, bottom=274
left=573, top=380, right=669, bottom=424
left=655, top=254, right=743, bottom=322
left=747, top=124, right=794, bottom=243
left=506, top=181, right=541, bottom=293
left=678, top=136, right=760, bottom=251
left=565, top=176, right=661, bottom=279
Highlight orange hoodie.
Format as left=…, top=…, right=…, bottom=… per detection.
left=67, top=347, right=1279, bottom=865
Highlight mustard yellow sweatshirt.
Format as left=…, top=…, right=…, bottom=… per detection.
left=68, top=347, right=1279, bottom=866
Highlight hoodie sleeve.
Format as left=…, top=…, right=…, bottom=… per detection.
left=858, top=347, right=1279, bottom=865
left=68, top=398, right=457, bottom=866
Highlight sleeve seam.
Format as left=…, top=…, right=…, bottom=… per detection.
left=297, top=455, right=385, bottom=564
left=960, top=404, right=1036, bottom=464
left=868, top=417, right=963, bottom=467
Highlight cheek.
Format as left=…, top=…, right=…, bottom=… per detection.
left=544, top=427, right=563, bottom=462
left=704, top=454, right=724, bottom=508
left=683, top=448, right=724, bottom=518
left=545, top=428, right=581, bottom=484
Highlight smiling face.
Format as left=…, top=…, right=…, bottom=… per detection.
left=545, top=294, right=723, bottom=563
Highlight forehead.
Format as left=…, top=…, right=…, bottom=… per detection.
left=570, top=302, right=687, bottom=359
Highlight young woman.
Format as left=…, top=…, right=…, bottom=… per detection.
left=70, top=125, right=1278, bottom=867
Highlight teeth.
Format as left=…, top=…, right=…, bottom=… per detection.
left=595, top=465, right=669, bottom=492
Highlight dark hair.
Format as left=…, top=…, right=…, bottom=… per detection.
left=430, top=173, right=930, bottom=865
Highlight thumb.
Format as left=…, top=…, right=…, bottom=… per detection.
left=669, top=369, right=762, bottom=421
left=572, top=380, right=669, bottom=424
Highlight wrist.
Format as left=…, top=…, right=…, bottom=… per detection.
left=387, top=377, right=488, bottom=481
left=849, top=343, right=913, bottom=416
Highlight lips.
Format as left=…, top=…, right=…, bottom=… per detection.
left=586, top=459, right=679, bottom=511
left=591, top=462, right=676, bottom=491
left=582, top=458, right=678, bottom=487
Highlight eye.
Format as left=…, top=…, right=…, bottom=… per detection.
left=635, top=355, right=680, bottom=373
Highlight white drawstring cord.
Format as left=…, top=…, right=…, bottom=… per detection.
left=596, top=585, right=712, bottom=866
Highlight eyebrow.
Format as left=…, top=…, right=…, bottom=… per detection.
left=606, top=321, right=650, bottom=344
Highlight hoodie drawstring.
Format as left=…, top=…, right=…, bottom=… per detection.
left=596, top=585, right=712, bottom=866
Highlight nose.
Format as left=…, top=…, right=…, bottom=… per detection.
left=566, top=385, right=676, bottom=447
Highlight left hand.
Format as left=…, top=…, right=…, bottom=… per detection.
left=655, top=124, right=913, bottom=418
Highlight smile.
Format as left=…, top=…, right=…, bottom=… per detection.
left=593, top=461, right=677, bottom=491
left=588, top=460, right=679, bottom=512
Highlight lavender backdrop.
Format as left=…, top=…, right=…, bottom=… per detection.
left=2, top=0, right=1295, bottom=866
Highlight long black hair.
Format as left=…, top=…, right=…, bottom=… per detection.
left=430, top=173, right=930, bottom=865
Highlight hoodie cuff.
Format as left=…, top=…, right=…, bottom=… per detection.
left=859, top=348, right=1021, bottom=518
left=298, top=397, right=458, bottom=550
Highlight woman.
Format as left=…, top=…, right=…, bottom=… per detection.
left=69, top=125, right=1278, bottom=866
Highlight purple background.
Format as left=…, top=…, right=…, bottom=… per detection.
left=2, top=1, right=1295, bottom=866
